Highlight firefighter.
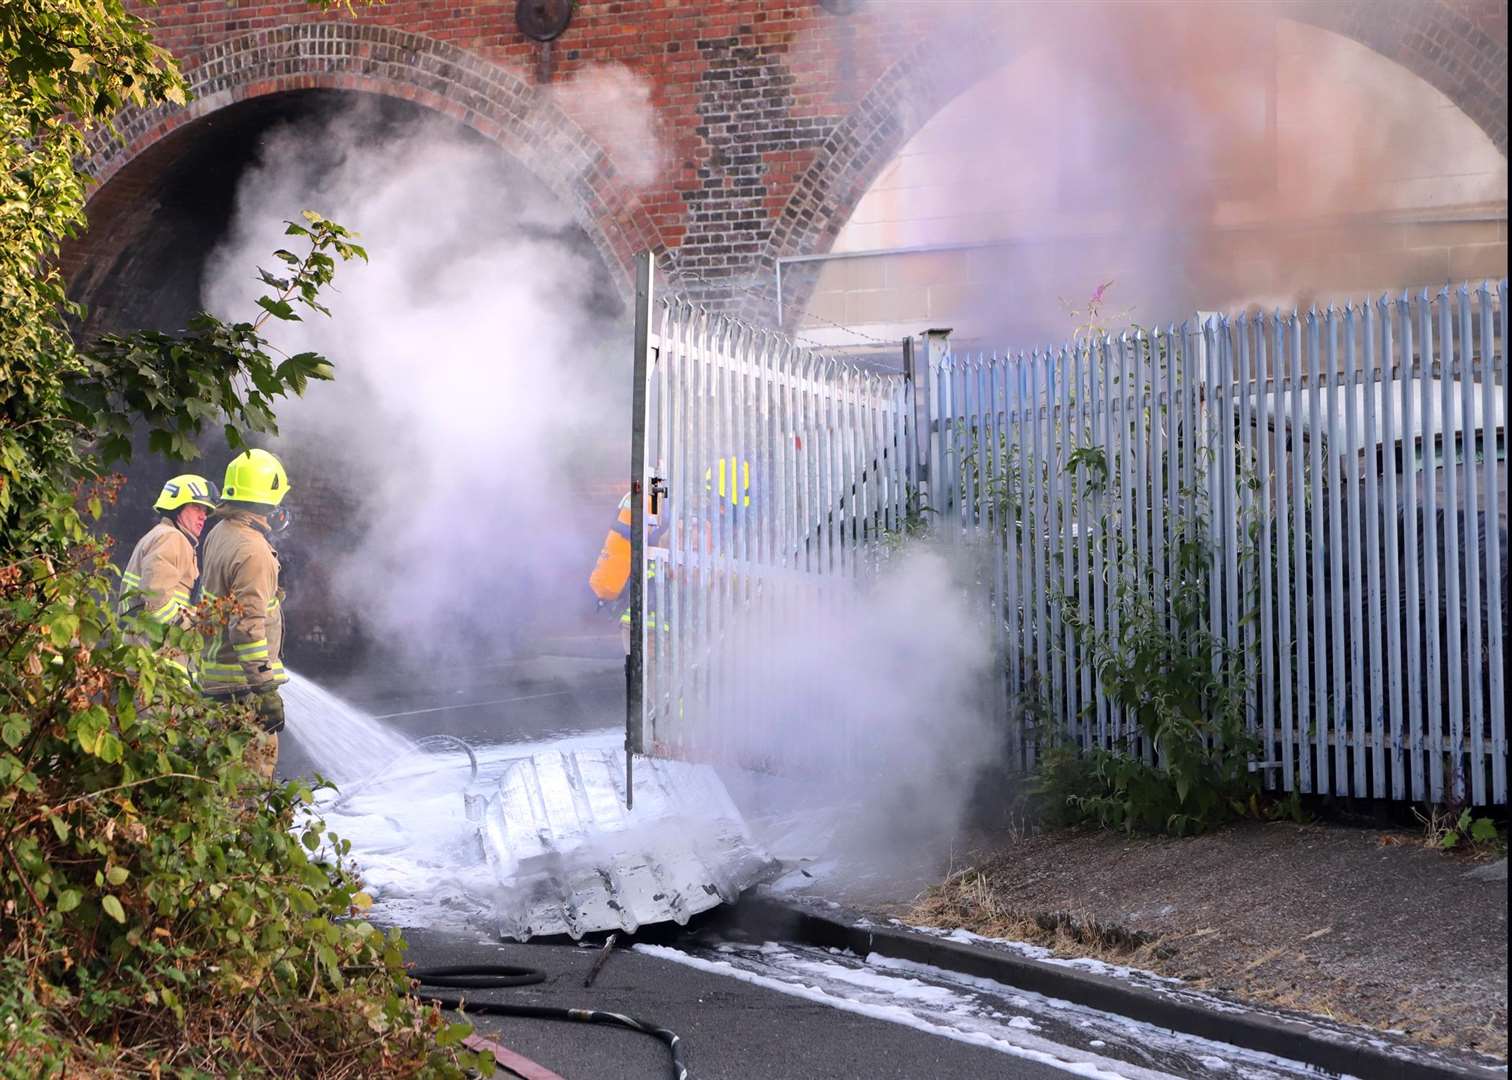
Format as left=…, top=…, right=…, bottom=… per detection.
left=117, top=473, right=219, bottom=677
left=199, top=449, right=291, bottom=781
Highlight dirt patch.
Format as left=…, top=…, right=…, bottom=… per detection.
left=905, top=821, right=1508, bottom=1059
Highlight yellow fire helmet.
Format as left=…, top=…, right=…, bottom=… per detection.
left=704, top=456, right=751, bottom=508
left=221, top=448, right=290, bottom=507
left=152, top=474, right=219, bottom=514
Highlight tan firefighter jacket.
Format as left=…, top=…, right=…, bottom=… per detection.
left=198, top=509, right=288, bottom=696
left=118, top=518, right=198, bottom=630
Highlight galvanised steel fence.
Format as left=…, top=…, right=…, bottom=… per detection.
left=625, top=254, right=915, bottom=786
left=930, top=281, right=1507, bottom=806
left=628, top=253, right=1507, bottom=807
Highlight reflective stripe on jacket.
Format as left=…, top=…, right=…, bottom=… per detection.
left=118, top=518, right=199, bottom=679
left=118, top=519, right=197, bottom=627
left=198, top=510, right=287, bottom=696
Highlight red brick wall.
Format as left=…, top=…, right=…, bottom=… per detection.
left=84, top=0, right=1505, bottom=324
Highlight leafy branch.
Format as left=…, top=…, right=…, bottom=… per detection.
left=61, top=212, right=366, bottom=466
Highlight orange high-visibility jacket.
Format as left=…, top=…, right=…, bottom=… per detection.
left=198, top=509, right=288, bottom=696
left=589, top=491, right=664, bottom=603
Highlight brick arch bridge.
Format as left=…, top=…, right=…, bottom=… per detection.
left=67, top=20, right=664, bottom=316
left=79, top=0, right=1508, bottom=326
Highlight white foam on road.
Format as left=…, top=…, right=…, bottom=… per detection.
left=634, top=943, right=1178, bottom=1080
left=640, top=939, right=1349, bottom=1080
left=860, top=953, right=1346, bottom=1080
left=890, top=922, right=1488, bottom=1075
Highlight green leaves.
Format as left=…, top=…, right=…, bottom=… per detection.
left=2, top=0, right=189, bottom=567
left=1435, top=809, right=1504, bottom=851
left=1036, top=427, right=1262, bottom=837
left=256, top=296, right=300, bottom=322
left=60, top=213, right=361, bottom=476
left=1469, top=817, right=1500, bottom=844
left=0, top=3, right=469, bottom=1072
left=2, top=715, right=28, bottom=749
left=435, top=1021, right=473, bottom=1049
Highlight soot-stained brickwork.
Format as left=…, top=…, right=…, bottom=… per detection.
left=72, top=0, right=1507, bottom=330
left=672, top=31, right=833, bottom=299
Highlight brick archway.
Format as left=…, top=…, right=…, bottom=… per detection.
left=755, top=0, right=1509, bottom=328
left=78, top=21, right=669, bottom=299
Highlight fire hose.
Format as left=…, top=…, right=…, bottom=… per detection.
left=410, top=964, right=690, bottom=1080
left=337, top=738, right=691, bottom=1075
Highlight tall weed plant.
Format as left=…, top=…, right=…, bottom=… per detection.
left=1026, top=327, right=1264, bottom=835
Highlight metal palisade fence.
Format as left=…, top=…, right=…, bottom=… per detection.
left=627, top=253, right=1508, bottom=808
left=625, top=254, right=915, bottom=788
left=930, top=281, right=1507, bottom=806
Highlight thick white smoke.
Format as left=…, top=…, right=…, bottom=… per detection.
left=204, top=71, right=1003, bottom=882
left=780, top=543, right=999, bottom=827
left=705, top=543, right=1004, bottom=889
left=204, top=86, right=653, bottom=671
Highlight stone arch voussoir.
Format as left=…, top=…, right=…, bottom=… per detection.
left=81, top=21, right=671, bottom=300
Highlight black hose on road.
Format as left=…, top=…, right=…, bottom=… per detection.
left=410, top=963, right=691, bottom=1080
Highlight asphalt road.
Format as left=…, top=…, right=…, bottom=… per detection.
left=401, top=927, right=1078, bottom=1080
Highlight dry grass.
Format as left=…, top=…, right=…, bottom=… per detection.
left=908, top=858, right=1507, bottom=1059
left=910, top=866, right=1161, bottom=966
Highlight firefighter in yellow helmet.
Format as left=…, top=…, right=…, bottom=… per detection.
left=117, top=474, right=219, bottom=676
left=199, top=449, right=291, bottom=781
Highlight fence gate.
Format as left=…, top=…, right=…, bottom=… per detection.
left=624, top=253, right=915, bottom=795
left=626, top=255, right=1507, bottom=809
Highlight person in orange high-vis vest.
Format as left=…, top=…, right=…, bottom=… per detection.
left=588, top=458, right=751, bottom=655
left=590, top=490, right=666, bottom=654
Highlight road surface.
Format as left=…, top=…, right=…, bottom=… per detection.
left=281, top=654, right=1336, bottom=1080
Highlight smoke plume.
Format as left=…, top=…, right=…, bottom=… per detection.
left=204, top=80, right=658, bottom=673
left=828, top=0, right=1504, bottom=344
left=702, top=543, right=1004, bottom=891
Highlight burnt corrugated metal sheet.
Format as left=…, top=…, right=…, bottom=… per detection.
left=466, top=749, right=776, bottom=940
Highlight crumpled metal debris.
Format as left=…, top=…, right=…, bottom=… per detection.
left=465, top=749, right=776, bottom=940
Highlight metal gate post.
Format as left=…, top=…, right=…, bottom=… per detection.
left=921, top=328, right=952, bottom=520
left=626, top=251, right=656, bottom=807
left=901, top=337, right=922, bottom=516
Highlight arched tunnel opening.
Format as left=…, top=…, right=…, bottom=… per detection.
left=68, top=89, right=629, bottom=685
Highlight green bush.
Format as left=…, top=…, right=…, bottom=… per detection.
left=0, top=542, right=480, bottom=1075
left=1034, top=587, right=1262, bottom=836
left=2, top=2, right=488, bottom=1074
